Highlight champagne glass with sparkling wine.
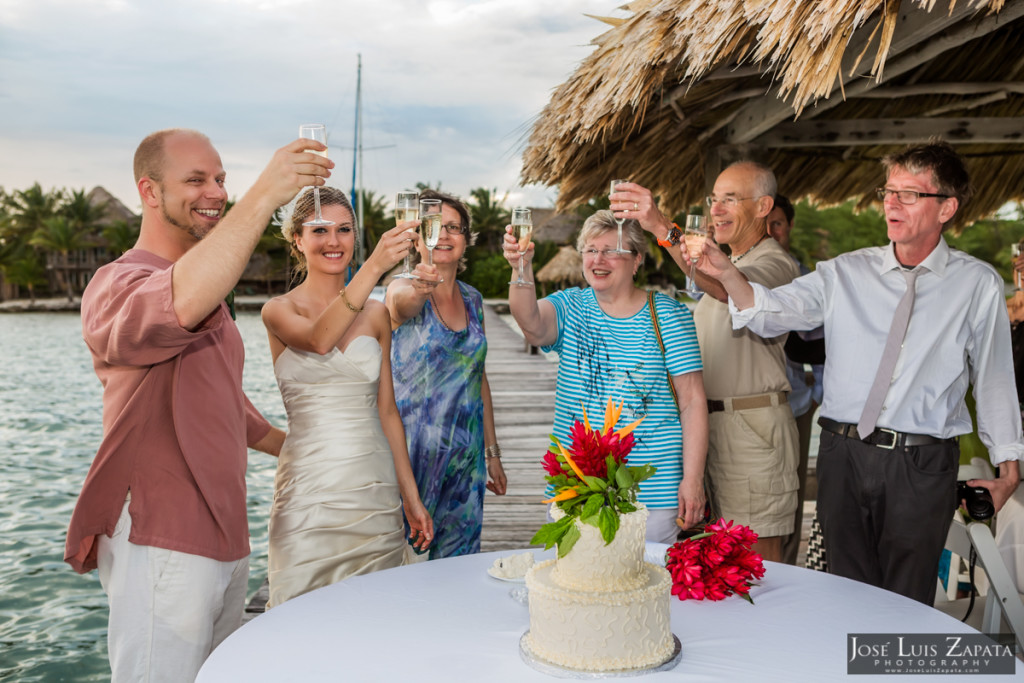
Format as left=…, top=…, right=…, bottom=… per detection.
left=609, top=179, right=632, bottom=254
left=420, top=198, right=442, bottom=267
left=509, top=207, right=533, bottom=286
left=683, top=214, right=707, bottom=297
left=299, top=124, right=335, bottom=227
left=393, top=191, right=420, bottom=279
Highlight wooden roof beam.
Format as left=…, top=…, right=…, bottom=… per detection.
left=753, top=117, right=1024, bottom=148
left=725, top=2, right=1024, bottom=145
left=850, top=82, right=1024, bottom=98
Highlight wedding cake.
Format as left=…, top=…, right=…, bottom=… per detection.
left=521, top=505, right=675, bottom=672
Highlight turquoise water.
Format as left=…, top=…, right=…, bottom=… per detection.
left=0, top=312, right=284, bottom=681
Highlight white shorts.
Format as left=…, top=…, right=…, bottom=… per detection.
left=97, top=499, right=248, bottom=683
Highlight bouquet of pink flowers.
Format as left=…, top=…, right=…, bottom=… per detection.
left=664, top=519, right=765, bottom=602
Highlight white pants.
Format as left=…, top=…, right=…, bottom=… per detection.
left=97, top=500, right=249, bottom=683
left=646, top=508, right=682, bottom=545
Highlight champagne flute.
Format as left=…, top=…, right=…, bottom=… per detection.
left=683, top=214, right=707, bottom=297
left=1012, top=242, right=1023, bottom=290
left=420, top=198, right=442, bottom=267
left=509, top=207, right=533, bottom=286
left=299, top=124, right=334, bottom=227
left=393, top=191, right=420, bottom=279
left=609, top=179, right=632, bottom=254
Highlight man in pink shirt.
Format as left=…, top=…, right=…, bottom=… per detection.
left=65, top=128, right=333, bottom=681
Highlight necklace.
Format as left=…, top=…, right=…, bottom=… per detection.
left=429, top=293, right=456, bottom=331
left=730, top=234, right=769, bottom=264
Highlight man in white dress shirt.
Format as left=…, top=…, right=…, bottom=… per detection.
left=694, top=141, right=1022, bottom=603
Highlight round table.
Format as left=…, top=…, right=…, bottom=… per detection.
left=199, top=546, right=1001, bottom=682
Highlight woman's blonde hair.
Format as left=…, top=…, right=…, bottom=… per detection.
left=576, top=210, right=646, bottom=267
left=279, top=187, right=355, bottom=275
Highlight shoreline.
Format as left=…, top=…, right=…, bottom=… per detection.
left=0, top=295, right=276, bottom=314
left=0, top=294, right=515, bottom=314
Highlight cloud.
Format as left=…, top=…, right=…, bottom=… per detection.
left=0, top=0, right=619, bottom=210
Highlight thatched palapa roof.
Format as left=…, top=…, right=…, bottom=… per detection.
left=536, top=245, right=586, bottom=289
left=522, top=0, right=1024, bottom=225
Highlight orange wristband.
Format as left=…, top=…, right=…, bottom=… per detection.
left=657, top=223, right=682, bottom=248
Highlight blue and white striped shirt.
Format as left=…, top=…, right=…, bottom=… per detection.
left=542, top=288, right=702, bottom=508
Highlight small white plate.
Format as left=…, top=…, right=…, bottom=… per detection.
left=487, top=567, right=527, bottom=583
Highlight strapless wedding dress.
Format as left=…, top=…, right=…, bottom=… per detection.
left=267, top=337, right=407, bottom=607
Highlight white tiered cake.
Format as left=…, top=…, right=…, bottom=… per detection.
left=521, top=506, right=675, bottom=673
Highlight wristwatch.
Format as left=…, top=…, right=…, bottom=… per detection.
left=657, top=223, right=682, bottom=248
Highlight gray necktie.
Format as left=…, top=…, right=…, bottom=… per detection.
left=857, top=268, right=920, bottom=439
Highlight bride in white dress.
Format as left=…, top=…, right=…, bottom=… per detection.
left=262, top=187, right=433, bottom=607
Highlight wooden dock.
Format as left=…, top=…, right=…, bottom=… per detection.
left=244, top=302, right=815, bottom=619
left=479, top=303, right=558, bottom=551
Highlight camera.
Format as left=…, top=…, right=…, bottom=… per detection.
left=957, top=481, right=995, bottom=521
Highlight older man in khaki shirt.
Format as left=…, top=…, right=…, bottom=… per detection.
left=614, top=161, right=800, bottom=562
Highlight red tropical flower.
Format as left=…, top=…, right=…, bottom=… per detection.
left=664, top=519, right=765, bottom=602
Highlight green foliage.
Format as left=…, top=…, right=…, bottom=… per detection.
left=461, top=252, right=514, bottom=298
left=357, top=189, right=389, bottom=251
left=467, top=187, right=510, bottom=253
left=101, top=220, right=140, bottom=255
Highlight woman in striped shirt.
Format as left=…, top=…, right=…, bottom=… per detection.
left=503, top=210, right=708, bottom=543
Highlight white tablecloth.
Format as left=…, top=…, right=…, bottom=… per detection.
left=198, top=546, right=1015, bottom=682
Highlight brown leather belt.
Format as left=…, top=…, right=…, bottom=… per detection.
left=707, top=391, right=788, bottom=414
left=818, top=417, right=957, bottom=450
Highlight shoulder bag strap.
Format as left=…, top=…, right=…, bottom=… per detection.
left=647, top=291, right=680, bottom=413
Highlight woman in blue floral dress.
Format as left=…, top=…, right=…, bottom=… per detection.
left=386, top=190, right=507, bottom=559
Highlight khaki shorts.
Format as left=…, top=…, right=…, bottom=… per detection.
left=705, top=402, right=799, bottom=537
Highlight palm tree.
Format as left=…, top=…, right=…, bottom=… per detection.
left=3, top=183, right=63, bottom=245
left=357, top=189, right=389, bottom=252
left=466, top=187, right=510, bottom=252
left=2, top=253, right=46, bottom=304
left=101, top=219, right=141, bottom=256
left=64, top=188, right=108, bottom=232
left=30, top=216, right=91, bottom=301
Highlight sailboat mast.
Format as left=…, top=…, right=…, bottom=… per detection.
left=351, top=53, right=365, bottom=265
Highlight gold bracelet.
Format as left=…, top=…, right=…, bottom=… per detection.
left=338, top=288, right=364, bottom=313
left=485, top=444, right=502, bottom=459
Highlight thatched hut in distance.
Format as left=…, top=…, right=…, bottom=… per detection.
left=536, top=245, right=585, bottom=296
left=532, top=209, right=584, bottom=245
left=522, top=0, right=1024, bottom=227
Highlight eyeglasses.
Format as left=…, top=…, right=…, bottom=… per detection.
left=875, top=188, right=950, bottom=205
left=705, top=195, right=758, bottom=208
left=441, top=223, right=468, bottom=235
left=578, top=248, right=637, bottom=260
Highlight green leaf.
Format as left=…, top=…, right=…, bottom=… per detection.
left=615, top=466, right=634, bottom=489
left=580, top=493, right=604, bottom=520
left=561, top=492, right=587, bottom=511
left=629, top=463, right=656, bottom=484
left=582, top=475, right=607, bottom=491
left=605, top=455, right=618, bottom=482
left=530, top=515, right=575, bottom=549
left=597, top=506, right=620, bottom=544
left=557, top=524, right=581, bottom=557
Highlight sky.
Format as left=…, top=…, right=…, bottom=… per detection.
left=0, top=0, right=621, bottom=215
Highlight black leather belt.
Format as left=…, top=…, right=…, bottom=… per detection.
left=818, top=417, right=957, bottom=450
